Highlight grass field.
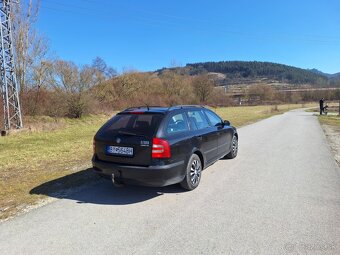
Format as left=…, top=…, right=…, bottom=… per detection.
left=318, top=115, right=340, bottom=126
left=0, top=104, right=308, bottom=220
left=0, top=115, right=110, bottom=220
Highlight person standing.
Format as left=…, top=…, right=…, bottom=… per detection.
left=319, top=98, right=324, bottom=115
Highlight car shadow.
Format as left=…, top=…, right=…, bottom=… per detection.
left=30, top=168, right=186, bottom=205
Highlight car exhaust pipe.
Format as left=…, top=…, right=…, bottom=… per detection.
left=112, top=173, right=125, bottom=187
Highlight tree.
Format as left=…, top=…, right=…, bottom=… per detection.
left=186, top=61, right=329, bottom=86
left=290, top=93, right=302, bottom=104
left=192, top=74, right=214, bottom=103
left=30, top=61, right=54, bottom=115
left=247, top=84, right=275, bottom=103
left=160, top=71, right=190, bottom=105
left=12, top=0, right=49, bottom=93
left=52, top=60, right=98, bottom=118
left=92, top=57, right=117, bottom=83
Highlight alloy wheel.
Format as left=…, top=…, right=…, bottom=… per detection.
left=232, top=136, right=238, bottom=156
left=190, top=159, right=201, bottom=185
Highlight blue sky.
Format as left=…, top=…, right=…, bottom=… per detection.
left=37, top=0, right=340, bottom=73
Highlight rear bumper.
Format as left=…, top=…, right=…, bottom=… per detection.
left=92, top=156, right=186, bottom=187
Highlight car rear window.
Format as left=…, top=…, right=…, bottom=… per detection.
left=104, top=113, right=164, bottom=137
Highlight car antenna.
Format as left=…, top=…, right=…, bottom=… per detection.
left=146, top=104, right=149, bottom=111
left=167, top=103, right=173, bottom=111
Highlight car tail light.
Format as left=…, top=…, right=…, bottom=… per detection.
left=152, top=138, right=171, bottom=158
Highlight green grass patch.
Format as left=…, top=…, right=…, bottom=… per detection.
left=0, top=115, right=110, bottom=220
left=318, top=115, right=340, bottom=126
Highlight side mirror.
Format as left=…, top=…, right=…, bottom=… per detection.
left=223, top=120, right=230, bottom=126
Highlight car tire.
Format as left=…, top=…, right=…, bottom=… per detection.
left=180, top=154, right=202, bottom=190
left=224, top=135, right=238, bottom=159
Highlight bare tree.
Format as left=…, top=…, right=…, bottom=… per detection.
left=192, top=74, right=214, bottom=104
left=33, top=61, right=55, bottom=90
left=12, top=0, right=49, bottom=92
left=247, top=84, right=275, bottom=103
left=52, top=60, right=98, bottom=118
left=53, top=60, right=78, bottom=92
left=29, top=61, right=54, bottom=115
left=92, top=57, right=117, bottom=82
left=160, top=71, right=186, bottom=105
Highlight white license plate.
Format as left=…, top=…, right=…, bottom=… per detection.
left=106, top=146, right=134, bottom=156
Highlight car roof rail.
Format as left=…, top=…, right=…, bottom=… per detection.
left=123, top=105, right=163, bottom=111
left=167, top=105, right=205, bottom=111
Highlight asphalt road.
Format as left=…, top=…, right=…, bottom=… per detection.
left=1, top=109, right=339, bottom=255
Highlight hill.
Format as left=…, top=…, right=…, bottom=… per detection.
left=157, top=61, right=339, bottom=87
left=309, top=68, right=340, bottom=87
left=309, top=68, right=340, bottom=78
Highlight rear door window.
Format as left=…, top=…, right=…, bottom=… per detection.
left=187, top=110, right=210, bottom=130
left=104, top=113, right=163, bottom=137
left=166, top=113, right=189, bottom=134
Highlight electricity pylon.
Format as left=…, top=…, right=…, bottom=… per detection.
left=0, top=0, right=23, bottom=130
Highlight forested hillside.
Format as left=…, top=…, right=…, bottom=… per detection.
left=157, top=61, right=338, bottom=87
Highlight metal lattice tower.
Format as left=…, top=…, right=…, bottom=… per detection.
left=0, top=0, right=22, bottom=130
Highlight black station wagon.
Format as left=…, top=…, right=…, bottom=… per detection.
left=92, top=105, right=238, bottom=190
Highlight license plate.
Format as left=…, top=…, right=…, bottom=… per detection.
left=106, top=146, right=134, bottom=156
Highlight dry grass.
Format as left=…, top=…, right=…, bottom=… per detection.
left=0, top=104, right=308, bottom=220
left=0, top=114, right=110, bottom=220
left=318, top=115, right=340, bottom=127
